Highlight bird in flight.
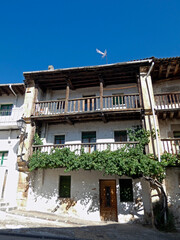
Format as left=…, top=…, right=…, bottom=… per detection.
left=96, top=49, right=107, bottom=58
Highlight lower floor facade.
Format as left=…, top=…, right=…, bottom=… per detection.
left=27, top=169, right=152, bottom=223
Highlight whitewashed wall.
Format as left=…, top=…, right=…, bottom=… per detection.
left=0, top=129, right=20, bottom=205
left=0, top=93, right=24, bottom=129
left=27, top=169, right=150, bottom=223
left=41, top=120, right=141, bottom=145
left=0, top=92, right=24, bottom=205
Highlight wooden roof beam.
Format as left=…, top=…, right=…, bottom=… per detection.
left=166, top=65, right=171, bottom=78
left=66, top=78, right=75, bottom=90
left=158, top=65, right=163, bottom=78
left=14, top=86, right=24, bottom=95
left=1, top=87, right=10, bottom=95
left=174, top=63, right=179, bottom=75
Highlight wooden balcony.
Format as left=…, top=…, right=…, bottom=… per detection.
left=32, top=94, right=141, bottom=123
left=33, top=141, right=138, bottom=155
left=155, top=92, right=180, bottom=119
left=161, top=138, right=180, bottom=155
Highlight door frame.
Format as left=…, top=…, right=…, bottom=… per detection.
left=99, top=179, right=118, bottom=222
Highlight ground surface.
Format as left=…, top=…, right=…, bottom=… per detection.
left=0, top=210, right=180, bottom=240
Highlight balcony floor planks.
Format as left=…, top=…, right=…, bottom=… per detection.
left=31, top=109, right=142, bottom=123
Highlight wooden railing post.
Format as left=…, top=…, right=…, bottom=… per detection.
left=65, top=83, right=70, bottom=113
left=99, top=78, right=104, bottom=110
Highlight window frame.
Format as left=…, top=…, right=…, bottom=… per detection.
left=114, top=130, right=127, bottom=142
left=0, top=104, right=13, bottom=116
left=54, top=135, right=65, bottom=145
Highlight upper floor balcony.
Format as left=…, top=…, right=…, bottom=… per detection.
left=33, top=141, right=138, bottom=155
left=155, top=92, right=180, bottom=119
left=32, top=94, right=141, bottom=123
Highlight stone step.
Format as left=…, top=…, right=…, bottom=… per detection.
left=0, top=202, right=9, bottom=207
left=0, top=206, right=17, bottom=211
left=0, top=201, right=17, bottom=212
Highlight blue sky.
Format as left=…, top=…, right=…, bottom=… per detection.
left=0, top=0, right=180, bottom=84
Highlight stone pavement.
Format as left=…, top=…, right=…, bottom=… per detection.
left=0, top=209, right=180, bottom=240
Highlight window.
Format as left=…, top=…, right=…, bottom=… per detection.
left=54, top=135, right=65, bottom=144
left=0, top=104, right=13, bottom=116
left=114, top=131, right=127, bottom=142
left=174, top=131, right=180, bottom=138
left=119, top=179, right=133, bottom=202
left=82, top=131, right=96, bottom=152
left=0, top=152, right=8, bottom=166
left=59, top=176, right=71, bottom=198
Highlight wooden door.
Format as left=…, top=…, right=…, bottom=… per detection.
left=100, top=180, right=118, bottom=221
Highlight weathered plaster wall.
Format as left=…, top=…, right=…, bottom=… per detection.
left=159, top=119, right=180, bottom=138
left=153, top=79, right=180, bottom=94
left=165, top=167, right=180, bottom=224
left=27, top=169, right=150, bottom=223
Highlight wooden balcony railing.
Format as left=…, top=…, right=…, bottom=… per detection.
left=155, top=92, right=180, bottom=110
left=34, top=94, right=140, bottom=116
left=33, top=141, right=138, bottom=155
left=161, top=138, right=180, bottom=155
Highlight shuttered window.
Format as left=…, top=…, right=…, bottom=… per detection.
left=59, top=176, right=71, bottom=198
left=0, top=152, right=8, bottom=166
left=119, top=179, right=133, bottom=202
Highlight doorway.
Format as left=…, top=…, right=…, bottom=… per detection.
left=99, top=180, right=118, bottom=221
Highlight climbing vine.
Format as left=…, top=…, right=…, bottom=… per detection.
left=28, top=128, right=179, bottom=181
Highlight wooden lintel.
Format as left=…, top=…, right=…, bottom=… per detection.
left=174, top=63, right=179, bottom=75
left=162, top=112, right=167, bottom=120
left=65, top=117, right=73, bottom=125
left=166, top=65, right=171, bottom=78
left=101, top=113, right=108, bottom=123
left=169, top=112, right=174, bottom=119
left=158, top=65, right=163, bottom=78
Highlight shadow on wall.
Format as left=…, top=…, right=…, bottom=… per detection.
left=28, top=170, right=99, bottom=218
left=28, top=169, right=149, bottom=223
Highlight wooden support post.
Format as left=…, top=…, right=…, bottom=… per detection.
left=100, top=79, right=103, bottom=110
left=65, top=84, right=70, bottom=113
